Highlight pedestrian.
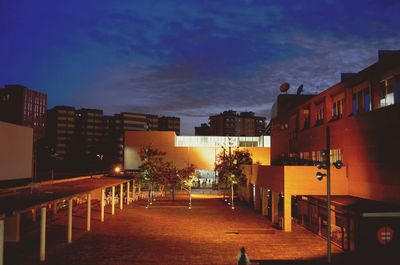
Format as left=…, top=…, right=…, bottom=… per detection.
left=237, top=247, right=250, bottom=265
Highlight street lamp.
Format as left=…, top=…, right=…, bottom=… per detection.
left=230, top=175, right=236, bottom=210
left=315, top=126, right=343, bottom=263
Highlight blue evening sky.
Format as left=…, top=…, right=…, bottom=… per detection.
left=1, top=0, right=400, bottom=134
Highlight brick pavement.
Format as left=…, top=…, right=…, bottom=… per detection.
left=5, top=193, right=344, bottom=265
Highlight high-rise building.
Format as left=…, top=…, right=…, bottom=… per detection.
left=45, top=106, right=76, bottom=159
left=0, top=84, right=47, bottom=141
left=158, top=116, right=180, bottom=135
left=75, top=108, right=105, bottom=155
left=205, top=110, right=266, bottom=136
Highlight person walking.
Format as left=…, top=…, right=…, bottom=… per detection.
left=237, top=247, right=250, bottom=265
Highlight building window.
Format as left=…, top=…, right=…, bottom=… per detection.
left=330, top=149, right=343, bottom=162
left=379, top=77, right=395, bottom=108
left=332, top=93, right=344, bottom=120
left=352, top=87, right=371, bottom=115
left=303, top=107, right=310, bottom=129
left=315, top=103, right=324, bottom=125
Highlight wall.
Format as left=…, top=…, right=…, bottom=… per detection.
left=124, top=131, right=270, bottom=170
left=292, top=104, right=400, bottom=203
left=0, top=121, right=33, bottom=181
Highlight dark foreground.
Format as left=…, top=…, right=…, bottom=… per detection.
left=4, top=192, right=397, bottom=264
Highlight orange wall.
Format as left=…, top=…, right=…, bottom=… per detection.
left=247, top=165, right=348, bottom=196
left=0, top=121, right=33, bottom=180
left=124, top=131, right=270, bottom=170
left=284, top=166, right=348, bottom=196
left=291, top=105, right=400, bottom=203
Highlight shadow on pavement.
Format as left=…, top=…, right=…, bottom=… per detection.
left=251, top=252, right=399, bottom=265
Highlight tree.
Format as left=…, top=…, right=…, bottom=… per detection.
left=215, top=147, right=252, bottom=208
left=177, top=164, right=196, bottom=208
left=138, top=146, right=166, bottom=205
left=159, top=162, right=179, bottom=200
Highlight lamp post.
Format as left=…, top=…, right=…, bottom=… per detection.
left=231, top=175, right=235, bottom=210
left=315, top=126, right=343, bottom=263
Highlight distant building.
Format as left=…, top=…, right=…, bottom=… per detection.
left=203, top=110, right=266, bottom=136
left=195, top=123, right=211, bottom=136
left=45, top=106, right=76, bottom=159
left=158, top=116, right=180, bottom=135
left=41, top=107, right=181, bottom=172
left=75, top=108, right=105, bottom=156
left=0, top=84, right=47, bottom=141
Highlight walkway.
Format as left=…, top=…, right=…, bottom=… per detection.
left=5, top=193, right=342, bottom=265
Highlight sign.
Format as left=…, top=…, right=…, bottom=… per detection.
left=377, top=226, right=394, bottom=245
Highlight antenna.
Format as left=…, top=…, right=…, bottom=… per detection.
left=296, top=84, right=303, bottom=95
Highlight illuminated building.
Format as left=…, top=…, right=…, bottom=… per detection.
left=124, top=131, right=271, bottom=182
left=243, top=50, right=400, bottom=253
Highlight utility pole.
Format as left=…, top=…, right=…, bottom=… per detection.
left=326, top=126, right=331, bottom=263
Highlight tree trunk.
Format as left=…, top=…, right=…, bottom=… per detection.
left=172, top=187, right=175, bottom=201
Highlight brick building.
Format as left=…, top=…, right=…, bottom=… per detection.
left=241, top=50, right=400, bottom=254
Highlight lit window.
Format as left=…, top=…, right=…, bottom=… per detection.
left=379, top=77, right=395, bottom=108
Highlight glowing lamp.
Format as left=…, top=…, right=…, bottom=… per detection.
left=316, top=172, right=326, bottom=181
left=114, top=166, right=121, bottom=174
left=333, top=160, right=343, bottom=169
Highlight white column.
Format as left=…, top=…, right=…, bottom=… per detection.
left=111, top=186, right=115, bottom=215
left=284, top=194, right=292, bottom=232
left=68, top=199, right=73, bottom=243
left=0, top=214, right=4, bottom=265
left=40, top=207, right=46, bottom=262
left=120, top=184, right=123, bottom=210
left=132, top=180, right=136, bottom=201
left=127, top=182, right=130, bottom=205
left=87, top=193, right=91, bottom=232
left=100, top=189, right=105, bottom=222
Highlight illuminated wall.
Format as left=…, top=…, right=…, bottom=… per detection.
left=0, top=121, right=33, bottom=181
left=124, top=131, right=270, bottom=170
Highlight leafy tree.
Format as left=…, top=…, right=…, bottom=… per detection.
left=159, top=161, right=179, bottom=199
left=177, top=164, right=196, bottom=207
left=138, top=146, right=166, bottom=203
left=215, top=147, right=252, bottom=185
left=178, top=164, right=196, bottom=189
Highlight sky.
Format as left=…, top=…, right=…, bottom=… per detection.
left=1, top=0, right=400, bottom=135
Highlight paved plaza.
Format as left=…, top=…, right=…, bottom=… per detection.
left=5, top=191, right=343, bottom=265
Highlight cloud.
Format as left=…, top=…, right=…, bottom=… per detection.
left=1, top=0, right=400, bottom=135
